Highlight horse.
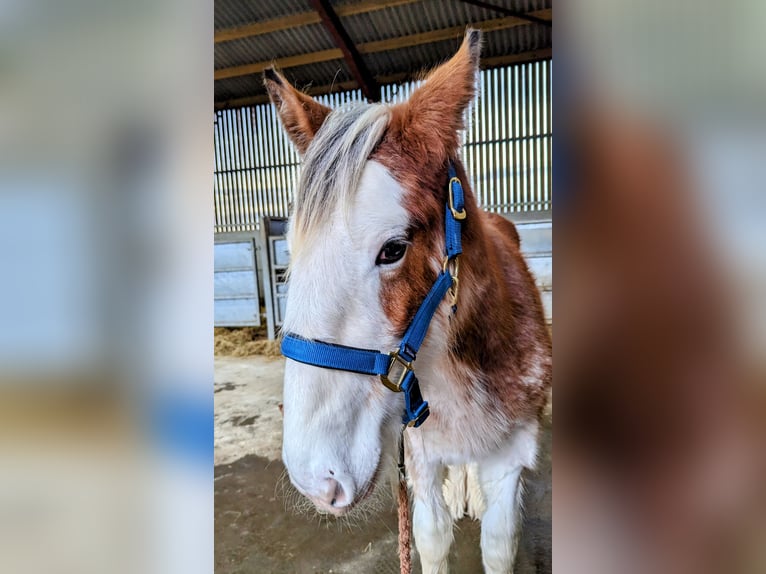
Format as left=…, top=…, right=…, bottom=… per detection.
left=264, top=29, right=551, bottom=574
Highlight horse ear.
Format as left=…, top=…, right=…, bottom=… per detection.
left=263, top=68, right=332, bottom=154
left=395, top=29, right=481, bottom=161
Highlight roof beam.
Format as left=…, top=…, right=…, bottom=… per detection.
left=458, top=0, right=552, bottom=27
left=309, top=0, right=380, bottom=101
left=215, top=10, right=551, bottom=81
left=214, top=48, right=552, bottom=110
left=215, top=0, right=420, bottom=44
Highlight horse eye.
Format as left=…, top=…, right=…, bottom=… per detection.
left=376, top=240, right=407, bottom=265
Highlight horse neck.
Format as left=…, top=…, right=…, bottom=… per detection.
left=443, top=165, right=515, bottom=374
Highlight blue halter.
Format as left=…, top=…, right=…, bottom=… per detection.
left=281, top=161, right=466, bottom=428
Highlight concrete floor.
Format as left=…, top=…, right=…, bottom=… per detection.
left=215, top=356, right=551, bottom=574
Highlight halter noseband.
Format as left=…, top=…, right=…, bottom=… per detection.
left=280, top=161, right=466, bottom=428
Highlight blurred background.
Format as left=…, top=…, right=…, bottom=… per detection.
left=0, top=1, right=213, bottom=573
left=555, top=1, right=766, bottom=573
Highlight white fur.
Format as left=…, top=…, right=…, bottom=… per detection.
left=282, top=158, right=540, bottom=569
left=282, top=161, right=409, bottom=514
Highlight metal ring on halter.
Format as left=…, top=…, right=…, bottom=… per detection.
left=442, top=255, right=460, bottom=305
left=381, top=350, right=413, bottom=392
left=442, top=254, right=460, bottom=276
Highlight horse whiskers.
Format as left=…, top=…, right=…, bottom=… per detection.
left=275, top=464, right=394, bottom=532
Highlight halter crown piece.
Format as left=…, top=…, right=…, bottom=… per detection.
left=280, top=161, right=466, bottom=428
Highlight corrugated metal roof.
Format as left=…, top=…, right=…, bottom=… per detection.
left=363, top=27, right=550, bottom=76
left=215, top=0, right=312, bottom=29
left=215, top=24, right=335, bottom=69
left=342, top=0, right=549, bottom=43
left=215, top=0, right=552, bottom=107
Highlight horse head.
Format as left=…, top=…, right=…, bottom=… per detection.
left=265, top=30, right=482, bottom=517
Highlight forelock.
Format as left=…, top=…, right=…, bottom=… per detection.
left=292, top=102, right=391, bottom=239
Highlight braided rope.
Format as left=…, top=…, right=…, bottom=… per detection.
left=397, top=477, right=412, bottom=574
left=397, top=425, right=412, bottom=574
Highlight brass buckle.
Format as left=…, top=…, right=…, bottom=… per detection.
left=448, top=177, right=467, bottom=220
left=443, top=255, right=460, bottom=305
left=381, top=351, right=413, bottom=392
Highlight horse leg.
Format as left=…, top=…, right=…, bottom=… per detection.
left=409, top=460, right=453, bottom=574
left=478, top=424, right=539, bottom=574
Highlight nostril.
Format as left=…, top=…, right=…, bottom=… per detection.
left=328, top=469, right=334, bottom=476
left=330, top=480, right=343, bottom=506
left=308, top=475, right=355, bottom=513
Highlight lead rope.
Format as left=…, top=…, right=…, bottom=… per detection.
left=397, top=424, right=412, bottom=574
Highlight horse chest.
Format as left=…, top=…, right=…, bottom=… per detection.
left=413, top=368, right=513, bottom=466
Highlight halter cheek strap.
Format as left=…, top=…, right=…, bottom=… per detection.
left=281, top=161, right=465, bottom=428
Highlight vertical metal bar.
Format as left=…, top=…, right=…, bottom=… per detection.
left=216, top=110, right=229, bottom=233
left=498, top=66, right=505, bottom=211
left=491, top=68, right=498, bottom=212
left=242, top=106, right=256, bottom=230
left=238, top=108, right=250, bottom=230
left=538, top=61, right=544, bottom=211
left=513, top=64, right=524, bottom=211
left=260, top=105, right=275, bottom=219
left=497, top=66, right=506, bottom=211
left=529, top=62, right=537, bottom=211
left=506, top=66, right=516, bottom=211
left=235, top=109, right=248, bottom=230
left=227, top=109, right=242, bottom=230
left=513, top=66, right=520, bottom=212
left=519, top=64, right=526, bottom=211
left=220, top=110, right=233, bottom=232
left=496, top=67, right=503, bottom=212
left=246, top=107, right=261, bottom=230
left=225, top=109, right=238, bottom=231
left=283, top=113, right=295, bottom=219
left=266, top=104, right=279, bottom=219
left=492, top=70, right=499, bottom=211
left=539, top=61, right=544, bottom=210
left=227, top=109, right=237, bottom=230
left=474, top=70, right=487, bottom=209
left=530, top=62, right=540, bottom=211
left=539, top=60, right=548, bottom=210
left=244, top=107, right=257, bottom=230
left=271, top=103, right=284, bottom=219
left=254, top=105, right=267, bottom=221
left=279, top=114, right=292, bottom=218
left=524, top=63, right=532, bottom=212
left=275, top=105, right=288, bottom=218
left=470, top=74, right=482, bottom=197
left=272, top=108, right=284, bottom=219
left=254, top=105, right=268, bottom=224
left=480, top=70, right=488, bottom=209
left=232, top=110, right=245, bottom=231
left=503, top=67, right=513, bottom=211
left=547, top=59, right=552, bottom=211
left=480, top=72, right=490, bottom=210
left=214, top=112, right=223, bottom=233
left=213, top=112, right=223, bottom=233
